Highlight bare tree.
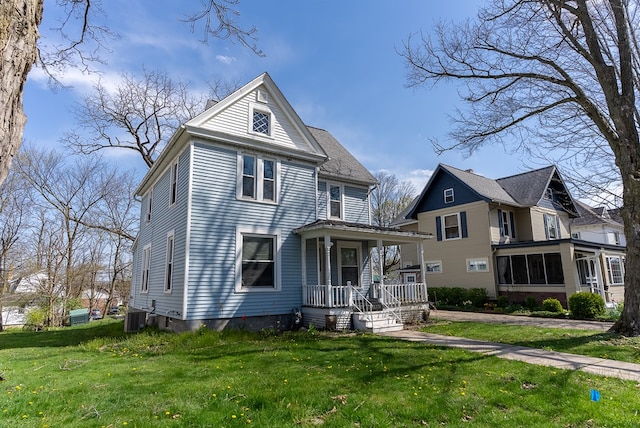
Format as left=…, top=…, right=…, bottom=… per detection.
left=64, top=69, right=239, bottom=167
left=0, top=170, right=30, bottom=331
left=0, top=1, right=260, bottom=189
left=401, top=0, right=640, bottom=335
left=371, top=171, right=416, bottom=276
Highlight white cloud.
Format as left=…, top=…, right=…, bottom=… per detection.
left=215, top=55, right=236, bottom=65
left=402, top=169, right=434, bottom=194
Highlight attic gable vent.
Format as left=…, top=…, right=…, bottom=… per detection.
left=257, top=90, right=268, bottom=103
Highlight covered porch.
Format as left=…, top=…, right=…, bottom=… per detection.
left=294, top=220, right=432, bottom=332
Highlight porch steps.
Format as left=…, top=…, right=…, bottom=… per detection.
left=352, top=311, right=404, bottom=333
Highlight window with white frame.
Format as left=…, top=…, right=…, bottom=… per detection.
left=252, top=109, right=271, bottom=135
left=338, top=243, right=360, bottom=286
left=443, top=213, right=461, bottom=240
left=426, top=261, right=442, bottom=273
left=145, top=190, right=153, bottom=223
left=236, top=228, right=280, bottom=291
left=141, top=244, right=151, bottom=293
left=500, top=210, right=513, bottom=237
left=544, top=213, right=559, bottom=239
left=444, top=188, right=454, bottom=204
left=239, top=154, right=278, bottom=203
left=606, top=256, right=624, bottom=285
left=467, top=258, right=489, bottom=272
left=329, top=184, right=342, bottom=219
left=170, top=161, right=178, bottom=205
left=613, top=231, right=621, bottom=245
left=404, top=273, right=417, bottom=283
left=164, top=231, right=175, bottom=292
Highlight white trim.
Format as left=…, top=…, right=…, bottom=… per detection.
left=425, top=260, right=443, bottom=274
left=442, top=212, right=462, bottom=241
left=337, top=241, right=362, bottom=287
left=235, top=226, right=282, bottom=293
left=164, top=230, right=175, bottom=294
left=169, top=159, right=179, bottom=206
left=248, top=102, right=274, bottom=138
left=182, top=143, right=195, bottom=320
left=327, top=182, right=344, bottom=220
left=466, top=258, right=489, bottom=273
left=444, top=188, right=454, bottom=204
left=237, top=152, right=280, bottom=204
left=141, top=243, right=152, bottom=294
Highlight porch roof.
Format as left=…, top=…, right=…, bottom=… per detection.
left=294, top=219, right=432, bottom=245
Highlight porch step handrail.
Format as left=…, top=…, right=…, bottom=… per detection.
left=379, top=285, right=403, bottom=324
left=350, top=286, right=375, bottom=315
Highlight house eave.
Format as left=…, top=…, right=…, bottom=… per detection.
left=294, top=219, right=432, bottom=244
left=185, top=126, right=328, bottom=164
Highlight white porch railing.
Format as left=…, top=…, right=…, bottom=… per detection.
left=302, top=283, right=428, bottom=308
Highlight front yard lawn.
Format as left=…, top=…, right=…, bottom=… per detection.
left=1, top=319, right=639, bottom=427
left=422, top=319, right=640, bottom=363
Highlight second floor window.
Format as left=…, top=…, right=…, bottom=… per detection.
left=544, top=213, right=559, bottom=239
left=240, top=154, right=277, bottom=203
left=499, top=209, right=515, bottom=238
left=443, top=213, right=461, bottom=240
left=330, top=185, right=342, bottom=218
left=170, top=161, right=178, bottom=205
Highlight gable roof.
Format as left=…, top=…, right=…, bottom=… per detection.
left=404, top=163, right=579, bottom=220
left=308, top=126, right=377, bottom=186
left=496, top=165, right=557, bottom=206
left=572, top=200, right=624, bottom=228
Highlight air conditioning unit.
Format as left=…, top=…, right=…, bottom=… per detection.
left=124, top=311, right=147, bottom=333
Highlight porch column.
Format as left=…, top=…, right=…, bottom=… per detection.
left=301, top=237, right=307, bottom=306
left=324, top=235, right=333, bottom=307
left=377, top=239, right=384, bottom=304
left=419, top=241, right=427, bottom=301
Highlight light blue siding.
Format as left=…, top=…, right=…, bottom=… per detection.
left=131, top=149, right=190, bottom=317
left=344, top=185, right=370, bottom=223
left=317, top=181, right=327, bottom=220
left=186, top=141, right=317, bottom=320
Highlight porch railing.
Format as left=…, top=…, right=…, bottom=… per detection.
left=302, top=282, right=428, bottom=308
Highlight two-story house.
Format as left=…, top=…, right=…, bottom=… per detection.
left=129, top=73, right=429, bottom=333
left=395, top=164, right=624, bottom=306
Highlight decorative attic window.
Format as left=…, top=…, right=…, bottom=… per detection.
left=444, top=188, right=454, bottom=204
left=249, top=103, right=273, bottom=137
left=253, top=110, right=270, bottom=134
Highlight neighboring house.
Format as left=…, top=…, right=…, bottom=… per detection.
left=395, top=163, right=624, bottom=306
left=129, top=73, right=430, bottom=333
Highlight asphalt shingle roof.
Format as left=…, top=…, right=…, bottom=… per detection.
left=307, top=126, right=377, bottom=186
left=441, top=165, right=520, bottom=206
left=496, top=166, right=556, bottom=206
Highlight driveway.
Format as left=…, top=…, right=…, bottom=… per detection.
left=428, top=309, right=614, bottom=331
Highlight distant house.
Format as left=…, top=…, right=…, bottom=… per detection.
left=395, top=164, right=624, bottom=306
left=129, top=73, right=429, bottom=333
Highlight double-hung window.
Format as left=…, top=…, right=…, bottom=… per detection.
left=239, top=154, right=278, bottom=203
left=141, top=244, right=151, bottom=293
left=164, top=232, right=174, bottom=293
left=170, top=161, right=178, bottom=205
left=329, top=184, right=342, bottom=219
left=499, top=209, right=514, bottom=238
left=236, top=227, right=281, bottom=292
left=544, top=213, right=559, bottom=239
left=443, top=213, right=461, bottom=240
left=444, top=188, right=454, bottom=204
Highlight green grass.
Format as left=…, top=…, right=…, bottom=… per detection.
left=423, top=319, right=640, bottom=363
left=1, top=319, right=639, bottom=427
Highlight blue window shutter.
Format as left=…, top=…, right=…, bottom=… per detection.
left=498, top=209, right=504, bottom=237
left=436, top=216, right=442, bottom=241
left=543, top=214, right=549, bottom=239
left=510, top=212, right=516, bottom=238
left=461, top=211, right=468, bottom=238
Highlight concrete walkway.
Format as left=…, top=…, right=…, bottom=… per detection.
left=379, top=311, right=640, bottom=382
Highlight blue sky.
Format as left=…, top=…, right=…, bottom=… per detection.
left=23, top=0, right=528, bottom=193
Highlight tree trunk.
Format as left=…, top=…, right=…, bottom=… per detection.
left=0, top=0, right=43, bottom=186
left=612, top=164, right=640, bottom=335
